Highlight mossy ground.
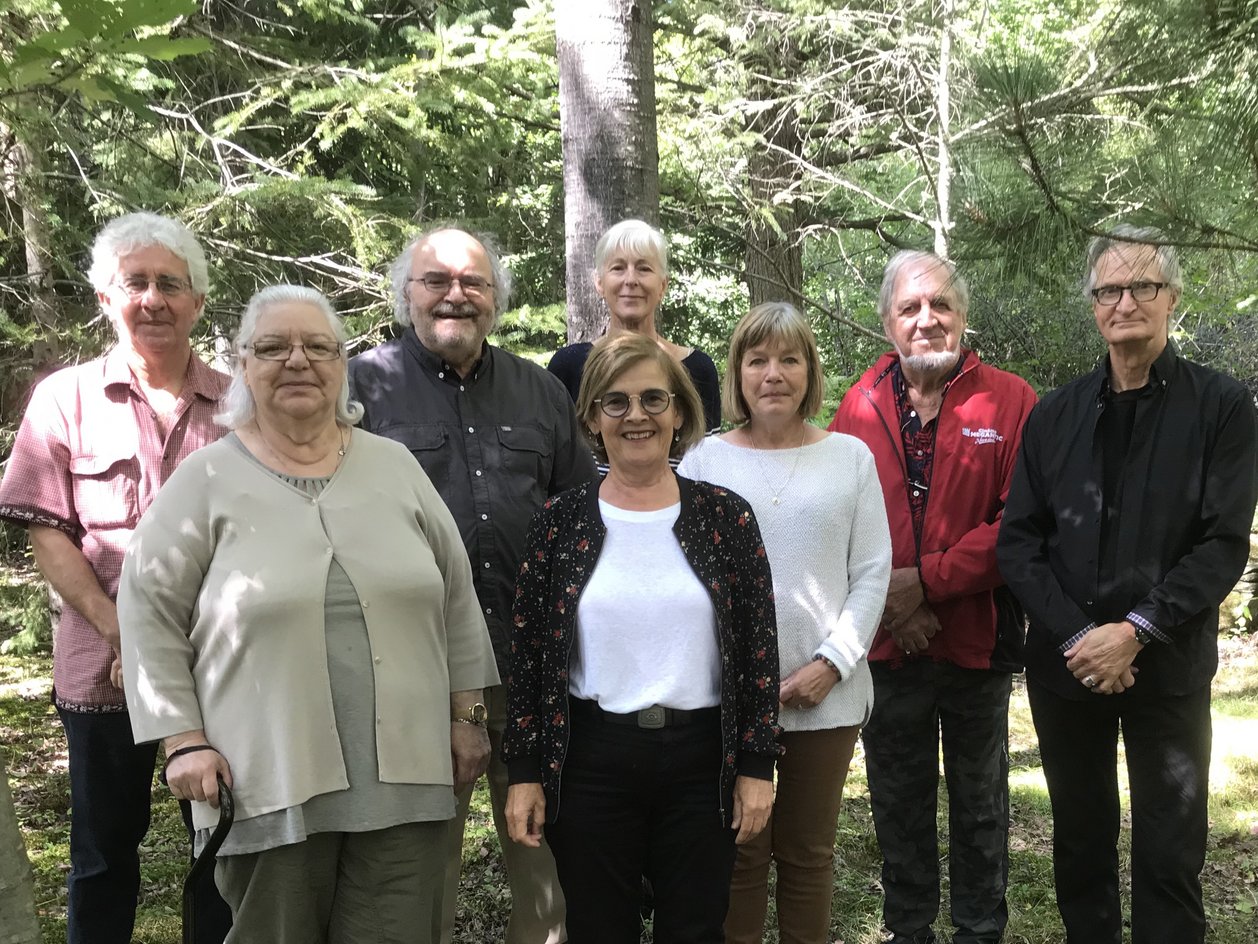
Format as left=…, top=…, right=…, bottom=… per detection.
left=4, top=634, right=1257, bottom=943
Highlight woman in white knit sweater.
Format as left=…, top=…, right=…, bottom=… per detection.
left=678, top=301, right=891, bottom=944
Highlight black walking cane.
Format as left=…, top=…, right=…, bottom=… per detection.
left=182, top=777, right=234, bottom=944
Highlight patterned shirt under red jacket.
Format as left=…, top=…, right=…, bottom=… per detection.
left=502, top=474, right=781, bottom=826
left=0, top=347, right=227, bottom=710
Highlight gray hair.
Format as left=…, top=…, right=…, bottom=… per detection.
left=876, top=250, right=970, bottom=321
left=215, top=284, right=364, bottom=429
left=592, top=219, right=669, bottom=277
left=1083, top=224, right=1183, bottom=300
left=388, top=226, right=514, bottom=328
left=87, top=212, right=210, bottom=312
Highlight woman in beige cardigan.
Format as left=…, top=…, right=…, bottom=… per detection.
left=118, top=285, right=497, bottom=944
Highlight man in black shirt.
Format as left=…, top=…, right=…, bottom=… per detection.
left=350, top=226, right=592, bottom=944
left=998, top=226, right=1258, bottom=944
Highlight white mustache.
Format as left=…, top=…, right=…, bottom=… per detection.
left=433, top=302, right=480, bottom=318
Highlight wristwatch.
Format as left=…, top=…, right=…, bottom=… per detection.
left=1132, top=624, right=1154, bottom=646
left=453, top=703, right=488, bottom=727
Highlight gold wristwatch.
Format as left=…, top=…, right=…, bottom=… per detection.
left=453, top=703, right=488, bottom=727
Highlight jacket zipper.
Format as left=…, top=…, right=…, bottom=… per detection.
left=861, top=360, right=972, bottom=563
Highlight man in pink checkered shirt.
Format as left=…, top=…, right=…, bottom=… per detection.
left=0, top=212, right=230, bottom=944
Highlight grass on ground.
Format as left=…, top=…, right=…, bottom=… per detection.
left=3, top=633, right=1257, bottom=943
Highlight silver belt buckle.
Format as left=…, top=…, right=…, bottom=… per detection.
left=637, top=705, right=666, bottom=729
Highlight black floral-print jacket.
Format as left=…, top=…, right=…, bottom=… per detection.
left=502, top=474, right=781, bottom=825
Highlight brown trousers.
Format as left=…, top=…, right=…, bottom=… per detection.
left=724, top=725, right=861, bottom=944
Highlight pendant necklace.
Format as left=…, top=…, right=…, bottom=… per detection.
left=748, top=424, right=806, bottom=505
left=256, top=423, right=346, bottom=473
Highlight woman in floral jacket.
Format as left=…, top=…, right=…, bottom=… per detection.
left=503, top=333, right=780, bottom=943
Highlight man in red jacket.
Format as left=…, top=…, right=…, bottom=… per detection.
left=830, top=250, right=1036, bottom=944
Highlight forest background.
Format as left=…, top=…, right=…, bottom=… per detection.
left=3, top=1, right=1258, bottom=940
left=5, top=0, right=1257, bottom=627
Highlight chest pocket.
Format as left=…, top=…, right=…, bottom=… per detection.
left=386, top=424, right=451, bottom=486
left=391, top=425, right=447, bottom=453
left=493, top=427, right=548, bottom=498
left=69, top=451, right=139, bottom=530
left=496, top=426, right=551, bottom=491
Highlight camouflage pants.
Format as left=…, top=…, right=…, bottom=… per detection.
left=863, top=661, right=1011, bottom=944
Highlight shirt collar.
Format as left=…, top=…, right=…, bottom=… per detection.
left=103, top=346, right=135, bottom=389
left=1097, top=339, right=1179, bottom=397
left=103, top=345, right=225, bottom=402
left=404, top=329, right=491, bottom=383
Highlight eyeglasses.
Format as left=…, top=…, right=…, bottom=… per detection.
left=594, top=389, right=675, bottom=418
left=113, top=275, right=194, bottom=298
left=1090, top=281, right=1168, bottom=306
left=249, top=340, right=343, bottom=361
left=407, top=274, right=493, bottom=298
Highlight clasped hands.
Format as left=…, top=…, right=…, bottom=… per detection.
left=1064, top=620, right=1142, bottom=695
left=882, top=567, right=940, bottom=656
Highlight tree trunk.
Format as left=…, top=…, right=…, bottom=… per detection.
left=0, top=755, right=41, bottom=944
left=556, top=0, right=660, bottom=343
left=932, top=0, right=954, bottom=258
left=1, top=129, right=61, bottom=365
left=744, top=86, right=804, bottom=308
left=741, top=17, right=804, bottom=309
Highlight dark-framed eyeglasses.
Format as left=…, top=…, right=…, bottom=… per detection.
left=249, top=340, right=343, bottom=361
left=1090, top=281, right=1168, bottom=306
left=594, top=389, right=675, bottom=418
left=113, top=274, right=194, bottom=299
left=407, top=273, right=493, bottom=298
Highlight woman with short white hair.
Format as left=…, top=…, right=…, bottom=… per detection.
left=548, top=219, right=722, bottom=435
left=118, top=285, right=498, bottom=943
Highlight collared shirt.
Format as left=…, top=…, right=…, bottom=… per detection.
left=998, top=342, right=1258, bottom=698
left=891, top=354, right=967, bottom=543
left=348, top=330, right=595, bottom=674
left=0, top=347, right=228, bottom=709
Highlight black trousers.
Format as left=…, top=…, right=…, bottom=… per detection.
left=863, top=662, right=1011, bottom=944
left=57, top=706, right=231, bottom=944
left=1028, top=680, right=1212, bottom=944
left=544, top=700, right=736, bottom=944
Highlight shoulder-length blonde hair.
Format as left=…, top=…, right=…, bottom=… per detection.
left=576, top=333, right=706, bottom=464
left=722, top=301, right=825, bottom=424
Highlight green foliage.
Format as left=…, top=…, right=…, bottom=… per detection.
left=0, top=0, right=210, bottom=109
left=0, top=562, right=51, bottom=656
left=3, top=0, right=1258, bottom=420
left=490, top=302, right=567, bottom=360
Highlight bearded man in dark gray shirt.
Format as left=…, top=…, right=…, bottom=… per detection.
left=350, top=227, right=592, bottom=944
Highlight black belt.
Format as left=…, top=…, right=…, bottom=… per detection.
left=571, top=698, right=720, bottom=731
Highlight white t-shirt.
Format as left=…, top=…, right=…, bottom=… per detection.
left=568, top=500, right=721, bottom=713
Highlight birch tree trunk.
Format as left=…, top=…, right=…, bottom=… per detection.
left=556, top=0, right=660, bottom=342
left=0, top=756, right=40, bottom=944
left=932, top=0, right=954, bottom=258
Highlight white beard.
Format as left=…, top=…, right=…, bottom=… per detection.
left=902, top=349, right=960, bottom=375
